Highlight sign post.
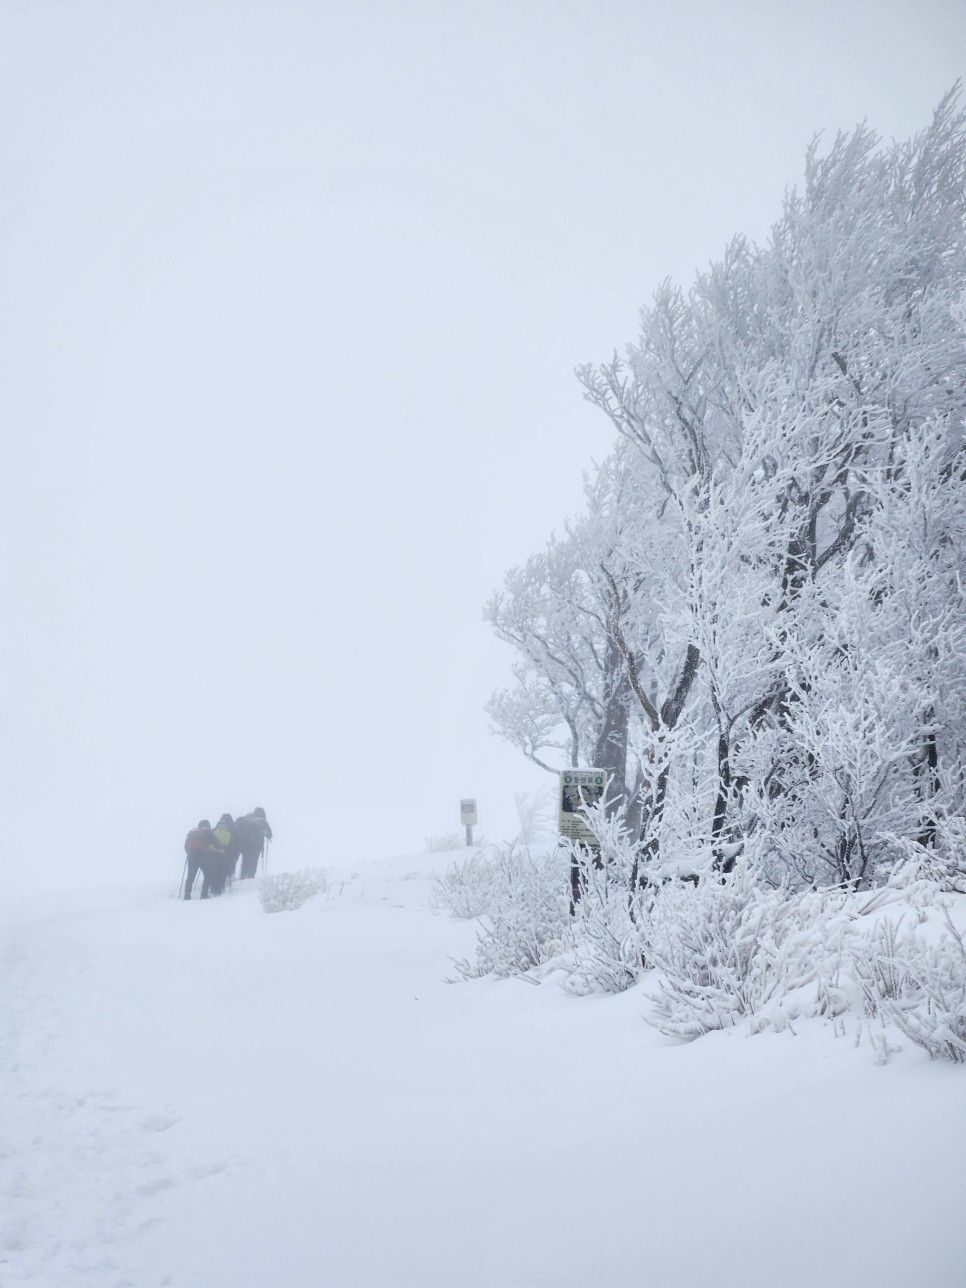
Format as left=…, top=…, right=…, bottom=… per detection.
left=558, top=769, right=609, bottom=910
left=460, top=798, right=478, bottom=847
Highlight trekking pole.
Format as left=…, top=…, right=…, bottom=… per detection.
left=178, top=856, right=188, bottom=900
left=263, top=838, right=270, bottom=877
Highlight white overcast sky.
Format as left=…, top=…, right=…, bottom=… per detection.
left=2, top=0, right=965, bottom=892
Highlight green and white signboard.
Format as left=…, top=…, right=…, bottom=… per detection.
left=558, top=769, right=608, bottom=846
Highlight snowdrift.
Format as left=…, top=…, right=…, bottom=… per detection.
left=2, top=848, right=965, bottom=1287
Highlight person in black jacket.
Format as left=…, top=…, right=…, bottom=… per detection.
left=236, top=807, right=273, bottom=879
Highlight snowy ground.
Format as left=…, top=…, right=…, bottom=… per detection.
left=2, top=849, right=965, bottom=1288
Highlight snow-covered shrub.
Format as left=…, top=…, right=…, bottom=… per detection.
left=641, top=865, right=851, bottom=1040
left=564, top=869, right=646, bottom=996
left=562, top=809, right=648, bottom=995
left=894, top=816, right=966, bottom=893
left=258, top=868, right=328, bottom=914
left=932, top=817, right=966, bottom=893
left=852, top=910, right=966, bottom=1063
left=425, top=832, right=465, bottom=853
left=635, top=855, right=965, bottom=1051
left=449, top=844, right=570, bottom=980
left=428, top=849, right=499, bottom=920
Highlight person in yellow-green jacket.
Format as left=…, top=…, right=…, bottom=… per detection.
left=208, top=814, right=238, bottom=895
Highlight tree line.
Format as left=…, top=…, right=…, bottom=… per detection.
left=487, top=90, right=966, bottom=891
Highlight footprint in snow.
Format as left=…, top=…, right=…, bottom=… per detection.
left=134, top=1176, right=177, bottom=1198
left=187, top=1159, right=230, bottom=1181
left=141, top=1112, right=179, bottom=1133
left=134, top=1216, right=164, bottom=1235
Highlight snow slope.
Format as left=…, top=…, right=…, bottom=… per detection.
left=2, top=850, right=965, bottom=1288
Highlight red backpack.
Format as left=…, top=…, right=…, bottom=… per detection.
left=185, top=826, right=212, bottom=854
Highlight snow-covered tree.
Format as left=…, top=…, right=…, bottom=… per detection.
left=485, top=447, right=666, bottom=820
left=490, top=90, right=966, bottom=892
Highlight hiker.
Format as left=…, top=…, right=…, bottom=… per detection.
left=236, top=807, right=273, bottom=879
left=183, top=819, right=217, bottom=900
left=209, top=813, right=239, bottom=895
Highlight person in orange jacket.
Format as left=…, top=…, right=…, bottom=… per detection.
left=183, top=820, right=217, bottom=899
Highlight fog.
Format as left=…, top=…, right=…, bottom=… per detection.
left=2, top=0, right=963, bottom=893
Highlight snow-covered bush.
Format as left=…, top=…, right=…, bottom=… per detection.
left=258, top=868, right=328, bottom=914
left=564, top=867, right=646, bottom=995
left=641, top=865, right=853, bottom=1040
left=906, top=816, right=966, bottom=893
left=448, top=844, right=571, bottom=980
left=636, top=855, right=966, bottom=1059
left=933, top=817, right=966, bottom=893
left=562, top=809, right=649, bottom=995
left=437, top=817, right=649, bottom=990
left=428, top=848, right=500, bottom=920
left=424, top=832, right=465, bottom=853
left=437, top=817, right=966, bottom=1063
left=852, top=910, right=966, bottom=1063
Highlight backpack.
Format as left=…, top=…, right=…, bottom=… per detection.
left=212, top=823, right=233, bottom=853
left=186, top=827, right=211, bottom=853
left=235, top=814, right=262, bottom=851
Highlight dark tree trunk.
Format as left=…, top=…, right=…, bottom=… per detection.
left=915, top=711, right=940, bottom=849
left=711, top=723, right=737, bottom=873
left=593, top=638, right=630, bottom=817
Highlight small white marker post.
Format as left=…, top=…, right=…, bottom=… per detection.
left=460, top=798, right=478, bottom=847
